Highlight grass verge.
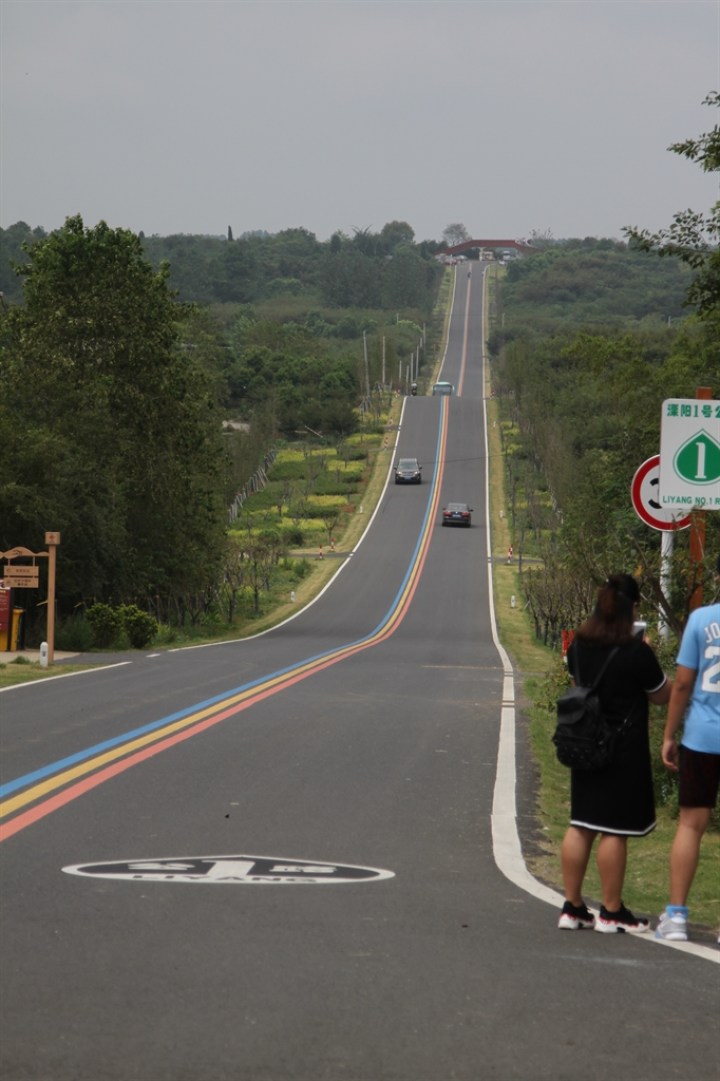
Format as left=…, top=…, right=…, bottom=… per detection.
left=0, top=659, right=106, bottom=687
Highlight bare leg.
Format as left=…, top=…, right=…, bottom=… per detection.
left=596, top=833, right=627, bottom=911
left=561, top=826, right=596, bottom=905
left=669, top=807, right=711, bottom=906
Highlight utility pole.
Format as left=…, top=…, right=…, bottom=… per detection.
left=363, top=331, right=370, bottom=401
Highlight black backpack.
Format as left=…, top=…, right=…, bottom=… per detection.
left=552, top=647, right=621, bottom=771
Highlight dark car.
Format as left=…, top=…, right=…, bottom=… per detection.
left=442, top=502, right=472, bottom=526
left=395, top=458, right=422, bottom=484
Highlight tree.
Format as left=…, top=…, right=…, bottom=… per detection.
left=321, top=249, right=381, bottom=307
left=442, top=223, right=470, bottom=248
left=0, top=222, right=46, bottom=302
left=380, top=220, right=415, bottom=252
left=381, top=245, right=440, bottom=309
left=624, top=92, right=720, bottom=320
left=0, top=216, right=229, bottom=613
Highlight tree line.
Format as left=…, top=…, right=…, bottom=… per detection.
left=1, top=220, right=443, bottom=310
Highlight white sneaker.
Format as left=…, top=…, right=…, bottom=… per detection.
left=655, top=910, right=688, bottom=942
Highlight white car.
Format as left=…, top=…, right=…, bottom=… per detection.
left=432, top=381, right=455, bottom=396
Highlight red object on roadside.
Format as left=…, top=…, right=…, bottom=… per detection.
left=561, top=629, right=575, bottom=661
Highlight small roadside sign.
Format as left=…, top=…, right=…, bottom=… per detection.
left=3, top=565, right=40, bottom=588
left=631, top=456, right=691, bottom=531
left=659, top=398, right=720, bottom=511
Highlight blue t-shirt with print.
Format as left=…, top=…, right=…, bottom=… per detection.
left=676, top=602, right=720, bottom=754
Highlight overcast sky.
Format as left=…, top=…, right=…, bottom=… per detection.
left=1, top=0, right=718, bottom=244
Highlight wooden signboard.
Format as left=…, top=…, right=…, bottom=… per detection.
left=3, top=565, right=40, bottom=588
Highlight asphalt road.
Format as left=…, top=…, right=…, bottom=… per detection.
left=1, top=267, right=718, bottom=1081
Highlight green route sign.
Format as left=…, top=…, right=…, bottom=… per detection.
left=659, top=398, right=720, bottom=511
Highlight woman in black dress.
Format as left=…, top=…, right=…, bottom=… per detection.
left=558, top=574, right=671, bottom=933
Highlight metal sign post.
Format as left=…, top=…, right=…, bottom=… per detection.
left=631, top=455, right=691, bottom=640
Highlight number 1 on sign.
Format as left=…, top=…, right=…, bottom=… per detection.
left=695, top=441, right=706, bottom=480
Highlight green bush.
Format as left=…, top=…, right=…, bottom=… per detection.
left=56, top=615, right=95, bottom=652
left=86, top=603, right=123, bottom=648
left=282, top=526, right=304, bottom=547
left=84, top=603, right=157, bottom=649
left=153, top=624, right=178, bottom=645
left=314, top=475, right=357, bottom=495
left=243, top=489, right=276, bottom=509
left=270, top=461, right=308, bottom=480
left=118, top=605, right=159, bottom=649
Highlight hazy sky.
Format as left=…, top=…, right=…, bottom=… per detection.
left=1, top=0, right=718, bottom=243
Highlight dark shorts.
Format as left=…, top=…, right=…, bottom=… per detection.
left=679, top=745, right=720, bottom=809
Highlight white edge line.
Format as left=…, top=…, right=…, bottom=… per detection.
left=481, top=265, right=718, bottom=964
left=0, top=662, right=132, bottom=693
left=482, top=263, right=562, bottom=909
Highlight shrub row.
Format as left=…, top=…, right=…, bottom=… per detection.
left=85, top=603, right=159, bottom=649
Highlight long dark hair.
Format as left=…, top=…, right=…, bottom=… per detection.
left=575, top=573, right=640, bottom=646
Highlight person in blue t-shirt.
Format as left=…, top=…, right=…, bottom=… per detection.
left=656, top=555, right=720, bottom=943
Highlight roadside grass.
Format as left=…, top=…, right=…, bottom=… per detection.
left=0, top=658, right=106, bottom=687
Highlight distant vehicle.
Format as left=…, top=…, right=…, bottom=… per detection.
left=432, top=381, right=455, bottom=396
left=442, top=502, right=472, bottom=527
left=394, top=458, right=422, bottom=484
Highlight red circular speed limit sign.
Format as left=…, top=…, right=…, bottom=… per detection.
left=631, top=455, right=692, bottom=531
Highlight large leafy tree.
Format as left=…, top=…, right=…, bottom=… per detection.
left=0, top=216, right=229, bottom=612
